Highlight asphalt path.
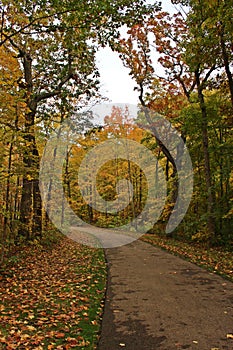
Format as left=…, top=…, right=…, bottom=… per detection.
left=69, top=226, right=141, bottom=248
left=98, top=240, right=233, bottom=350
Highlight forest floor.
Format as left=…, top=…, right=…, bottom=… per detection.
left=0, top=233, right=106, bottom=349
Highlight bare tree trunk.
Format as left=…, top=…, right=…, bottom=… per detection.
left=32, top=178, right=42, bottom=238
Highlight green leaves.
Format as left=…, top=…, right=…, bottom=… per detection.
left=0, top=0, right=159, bottom=240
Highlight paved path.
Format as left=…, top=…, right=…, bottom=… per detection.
left=98, top=240, right=233, bottom=350
left=69, top=226, right=141, bottom=248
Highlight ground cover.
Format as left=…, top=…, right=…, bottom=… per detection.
left=0, top=233, right=106, bottom=349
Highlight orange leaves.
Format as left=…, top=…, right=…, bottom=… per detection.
left=55, top=332, right=66, bottom=338
left=155, top=11, right=170, bottom=20
left=0, top=235, right=106, bottom=349
left=119, top=21, right=153, bottom=86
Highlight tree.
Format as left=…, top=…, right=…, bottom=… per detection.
left=118, top=6, right=232, bottom=239
left=0, top=45, right=26, bottom=258
left=119, top=22, right=188, bottom=233
left=172, top=0, right=233, bottom=105
left=1, top=0, right=159, bottom=239
left=68, top=106, right=148, bottom=228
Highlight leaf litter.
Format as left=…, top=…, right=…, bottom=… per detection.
left=141, top=234, right=233, bottom=282
left=0, top=234, right=106, bottom=349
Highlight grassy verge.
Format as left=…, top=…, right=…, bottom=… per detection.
left=0, top=232, right=106, bottom=349
left=141, top=234, right=233, bottom=282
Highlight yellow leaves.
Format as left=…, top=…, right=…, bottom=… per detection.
left=0, top=335, right=6, bottom=344
left=0, top=46, right=27, bottom=130
left=26, top=174, right=34, bottom=181
left=226, top=334, right=233, bottom=339
left=0, top=46, right=21, bottom=81
left=26, top=325, right=36, bottom=331
left=21, top=333, right=31, bottom=340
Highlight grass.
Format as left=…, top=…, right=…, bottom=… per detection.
left=0, top=231, right=106, bottom=349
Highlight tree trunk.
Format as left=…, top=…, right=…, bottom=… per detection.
left=14, top=176, right=20, bottom=221
left=219, top=23, right=233, bottom=107
left=32, top=178, right=42, bottom=238
left=1, top=139, right=13, bottom=262
left=139, top=87, right=179, bottom=235
left=18, top=53, right=42, bottom=239
left=195, top=69, right=215, bottom=237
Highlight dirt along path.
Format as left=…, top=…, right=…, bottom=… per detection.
left=98, top=240, right=233, bottom=350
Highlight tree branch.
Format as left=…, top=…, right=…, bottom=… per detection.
left=200, top=65, right=216, bottom=90
left=138, top=82, right=177, bottom=169
left=35, top=73, right=74, bottom=103
left=0, top=7, right=89, bottom=46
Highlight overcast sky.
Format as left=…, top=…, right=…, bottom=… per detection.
left=95, top=0, right=179, bottom=105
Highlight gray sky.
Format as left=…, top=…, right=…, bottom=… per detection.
left=95, top=0, right=179, bottom=105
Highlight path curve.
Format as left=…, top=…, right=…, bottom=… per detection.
left=98, top=240, right=233, bottom=350
left=69, top=225, right=137, bottom=248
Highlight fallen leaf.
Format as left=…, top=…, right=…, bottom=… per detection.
left=21, top=333, right=30, bottom=340
left=55, top=332, right=65, bottom=338
left=226, top=334, right=233, bottom=339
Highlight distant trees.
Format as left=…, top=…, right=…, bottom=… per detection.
left=0, top=0, right=159, bottom=258
left=67, top=107, right=148, bottom=228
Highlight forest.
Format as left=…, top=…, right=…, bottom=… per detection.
left=0, top=0, right=232, bottom=348
left=0, top=0, right=232, bottom=257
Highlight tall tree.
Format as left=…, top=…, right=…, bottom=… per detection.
left=118, top=8, right=231, bottom=237
left=119, top=22, right=188, bottom=233
left=1, top=0, right=159, bottom=239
